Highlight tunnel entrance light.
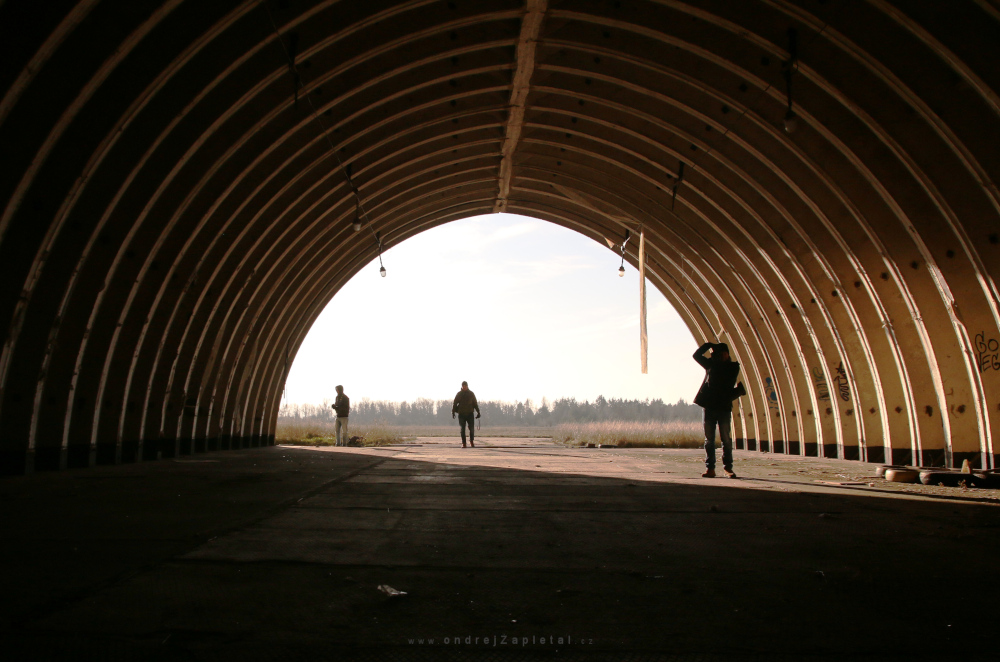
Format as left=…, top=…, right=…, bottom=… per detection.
left=618, top=265, right=625, bottom=277
left=380, top=265, right=386, bottom=277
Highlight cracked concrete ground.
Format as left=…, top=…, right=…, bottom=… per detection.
left=3, top=438, right=998, bottom=661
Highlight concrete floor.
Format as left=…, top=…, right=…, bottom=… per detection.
left=3, top=438, right=999, bottom=661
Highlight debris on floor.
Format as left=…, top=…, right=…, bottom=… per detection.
left=377, top=584, right=407, bottom=597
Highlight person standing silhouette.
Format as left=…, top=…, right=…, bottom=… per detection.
left=451, top=381, right=480, bottom=448
left=693, top=342, right=741, bottom=478
left=332, top=385, right=350, bottom=447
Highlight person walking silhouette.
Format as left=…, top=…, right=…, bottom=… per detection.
left=451, top=381, right=480, bottom=448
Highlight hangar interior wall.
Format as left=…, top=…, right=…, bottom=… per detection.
left=1, top=0, right=999, bottom=474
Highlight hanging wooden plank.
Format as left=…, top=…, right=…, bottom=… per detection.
left=639, top=229, right=648, bottom=374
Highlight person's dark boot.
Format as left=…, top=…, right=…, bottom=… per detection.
left=702, top=468, right=716, bottom=478
left=725, top=468, right=737, bottom=479
left=470, top=440, right=475, bottom=447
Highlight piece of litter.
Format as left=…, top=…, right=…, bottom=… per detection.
left=378, top=584, right=407, bottom=597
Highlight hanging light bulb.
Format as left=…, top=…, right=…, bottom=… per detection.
left=783, top=110, right=798, bottom=134
left=352, top=219, right=361, bottom=232
left=352, top=202, right=362, bottom=232
left=375, top=230, right=386, bottom=277
left=617, top=230, right=630, bottom=278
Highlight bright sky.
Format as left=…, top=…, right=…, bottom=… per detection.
left=282, top=214, right=704, bottom=407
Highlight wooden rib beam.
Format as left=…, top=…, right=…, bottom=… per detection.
left=494, top=0, right=546, bottom=213
left=1, top=1, right=999, bottom=474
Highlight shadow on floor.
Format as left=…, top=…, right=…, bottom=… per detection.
left=2, top=444, right=997, bottom=660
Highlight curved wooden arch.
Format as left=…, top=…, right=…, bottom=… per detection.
left=0, top=0, right=997, bottom=474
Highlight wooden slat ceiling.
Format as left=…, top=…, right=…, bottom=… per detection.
left=0, top=0, right=998, bottom=473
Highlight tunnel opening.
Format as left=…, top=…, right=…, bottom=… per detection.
left=278, top=212, right=704, bottom=418
left=1, top=1, right=998, bottom=475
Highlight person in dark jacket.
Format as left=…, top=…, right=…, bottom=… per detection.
left=332, top=385, right=350, bottom=447
left=451, top=381, right=480, bottom=448
left=693, top=342, right=741, bottom=478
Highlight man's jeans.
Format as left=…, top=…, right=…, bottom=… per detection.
left=458, top=413, right=476, bottom=445
left=335, top=417, right=349, bottom=446
left=704, top=408, right=733, bottom=471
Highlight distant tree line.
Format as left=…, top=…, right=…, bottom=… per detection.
left=278, top=396, right=702, bottom=426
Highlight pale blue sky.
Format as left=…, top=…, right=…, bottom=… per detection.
left=282, top=214, right=703, bottom=406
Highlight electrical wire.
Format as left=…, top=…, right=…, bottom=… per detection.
left=263, top=2, right=385, bottom=261
left=703, top=7, right=843, bottom=161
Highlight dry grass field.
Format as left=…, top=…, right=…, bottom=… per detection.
left=276, top=419, right=704, bottom=448
left=275, top=420, right=405, bottom=447
left=552, top=420, right=704, bottom=448
left=275, top=421, right=552, bottom=444
left=381, top=425, right=551, bottom=438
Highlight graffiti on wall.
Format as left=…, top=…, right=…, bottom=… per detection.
left=975, top=332, right=1000, bottom=373
left=812, top=367, right=831, bottom=402
left=764, top=377, right=779, bottom=411
left=833, top=361, right=851, bottom=402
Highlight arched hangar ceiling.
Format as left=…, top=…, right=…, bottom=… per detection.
left=1, top=0, right=999, bottom=474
